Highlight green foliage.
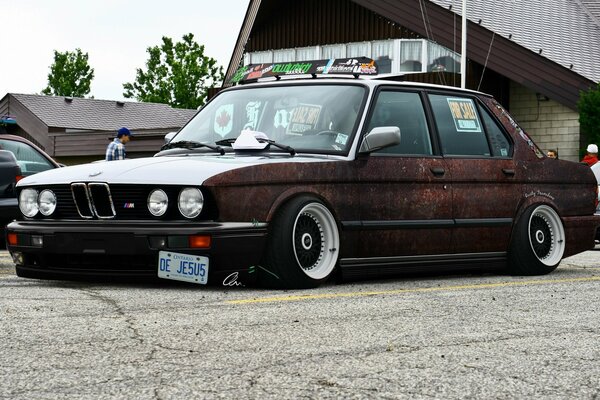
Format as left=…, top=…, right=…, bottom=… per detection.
left=578, top=83, right=600, bottom=147
left=42, top=49, right=94, bottom=97
left=123, top=33, right=224, bottom=109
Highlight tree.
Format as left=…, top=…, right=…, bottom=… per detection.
left=123, top=33, right=224, bottom=109
left=578, top=83, right=600, bottom=148
left=42, top=48, right=94, bottom=97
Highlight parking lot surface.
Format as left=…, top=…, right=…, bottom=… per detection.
left=1, top=250, right=599, bottom=399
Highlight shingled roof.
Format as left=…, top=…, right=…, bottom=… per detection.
left=9, top=94, right=197, bottom=131
left=429, top=0, right=600, bottom=83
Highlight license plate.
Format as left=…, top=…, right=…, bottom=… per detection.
left=158, top=251, right=209, bottom=284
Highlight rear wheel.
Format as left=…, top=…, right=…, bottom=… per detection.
left=508, top=204, right=565, bottom=275
left=260, top=197, right=340, bottom=288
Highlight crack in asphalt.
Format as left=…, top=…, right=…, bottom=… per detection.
left=78, top=287, right=146, bottom=348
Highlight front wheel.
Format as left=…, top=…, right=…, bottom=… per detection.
left=508, top=204, right=565, bottom=275
left=260, top=197, right=340, bottom=288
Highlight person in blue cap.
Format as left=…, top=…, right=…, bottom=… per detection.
left=105, top=127, right=133, bottom=161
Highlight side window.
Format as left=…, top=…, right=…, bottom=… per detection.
left=366, top=91, right=432, bottom=155
left=479, top=105, right=512, bottom=157
left=0, top=139, right=54, bottom=176
left=429, top=94, right=491, bottom=157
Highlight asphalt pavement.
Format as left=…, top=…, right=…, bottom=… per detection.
left=1, top=249, right=599, bottom=399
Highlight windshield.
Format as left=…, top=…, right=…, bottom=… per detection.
left=174, top=84, right=367, bottom=154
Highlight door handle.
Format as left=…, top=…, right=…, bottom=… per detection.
left=502, top=168, right=516, bottom=176
left=430, top=167, right=446, bottom=176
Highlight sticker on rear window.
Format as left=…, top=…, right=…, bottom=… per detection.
left=446, top=98, right=482, bottom=133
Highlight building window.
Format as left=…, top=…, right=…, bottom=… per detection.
left=372, top=40, right=393, bottom=74
left=321, top=44, right=345, bottom=59
left=245, top=39, right=461, bottom=76
left=250, top=51, right=272, bottom=64
left=296, top=47, right=316, bottom=61
left=427, top=42, right=460, bottom=72
left=274, top=49, right=295, bottom=62
left=400, top=41, right=423, bottom=72
left=346, top=42, right=370, bottom=58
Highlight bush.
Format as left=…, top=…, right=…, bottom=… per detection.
left=579, top=83, right=600, bottom=150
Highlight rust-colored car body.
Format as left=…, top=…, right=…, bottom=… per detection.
left=6, top=77, right=600, bottom=287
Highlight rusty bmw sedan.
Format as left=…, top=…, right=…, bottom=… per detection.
left=6, top=58, right=600, bottom=288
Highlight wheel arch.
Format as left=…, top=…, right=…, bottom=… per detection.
left=266, top=187, right=341, bottom=225
left=509, top=196, right=563, bottom=244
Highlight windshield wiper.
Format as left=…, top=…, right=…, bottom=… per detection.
left=260, top=139, right=296, bottom=156
left=215, top=138, right=296, bottom=156
left=161, top=140, right=225, bottom=155
left=214, top=138, right=237, bottom=146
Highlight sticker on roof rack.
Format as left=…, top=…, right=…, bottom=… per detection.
left=230, top=57, right=378, bottom=83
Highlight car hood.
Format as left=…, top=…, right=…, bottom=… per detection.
left=17, top=154, right=338, bottom=186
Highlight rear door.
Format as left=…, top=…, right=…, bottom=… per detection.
left=427, top=92, right=520, bottom=253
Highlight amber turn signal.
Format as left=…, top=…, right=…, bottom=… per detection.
left=7, top=233, right=17, bottom=246
left=188, top=235, right=211, bottom=249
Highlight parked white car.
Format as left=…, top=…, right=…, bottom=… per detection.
left=592, top=162, right=600, bottom=212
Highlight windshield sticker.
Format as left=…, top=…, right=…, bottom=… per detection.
left=214, top=104, right=233, bottom=137
left=335, top=133, right=348, bottom=145
left=274, top=109, right=291, bottom=129
left=243, top=101, right=263, bottom=131
left=288, top=104, right=321, bottom=134
left=447, top=98, right=482, bottom=133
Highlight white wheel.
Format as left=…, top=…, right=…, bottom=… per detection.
left=509, top=204, right=564, bottom=275
left=292, top=203, right=339, bottom=280
left=528, top=205, right=565, bottom=266
left=262, top=197, right=340, bottom=288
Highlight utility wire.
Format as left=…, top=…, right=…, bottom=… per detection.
left=419, top=0, right=447, bottom=86
left=477, top=32, right=496, bottom=91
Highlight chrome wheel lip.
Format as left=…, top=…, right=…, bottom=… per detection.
left=292, top=203, right=339, bottom=280
left=528, top=205, right=565, bottom=266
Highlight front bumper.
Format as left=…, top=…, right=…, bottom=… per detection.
left=6, top=220, right=268, bottom=284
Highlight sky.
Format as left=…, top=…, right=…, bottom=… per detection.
left=0, top=0, right=249, bottom=101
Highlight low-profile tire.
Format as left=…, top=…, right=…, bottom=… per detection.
left=508, top=204, right=565, bottom=275
left=260, top=196, right=340, bottom=289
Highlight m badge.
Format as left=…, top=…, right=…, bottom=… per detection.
left=123, top=203, right=135, bottom=209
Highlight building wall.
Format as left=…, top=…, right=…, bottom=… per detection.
left=509, top=81, right=580, bottom=162
left=51, top=130, right=170, bottom=165
left=247, top=0, right=420, bottom=52
left=0, top=95, right=52, bottom=152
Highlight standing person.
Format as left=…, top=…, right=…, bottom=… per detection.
left=547, top=149, right=558, bottom=159
left=106, top=127, right=133, bottom=161
left=581, top=144, right=598, bottom=166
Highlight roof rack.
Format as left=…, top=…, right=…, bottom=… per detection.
left=230, top=57, right=379, bottom=84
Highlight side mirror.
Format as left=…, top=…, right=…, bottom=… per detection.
left=164, top=131, right=177, bottom=144
left=359, top=126, right=401, bottom=154
left=0, top=149, right=18, bottom=164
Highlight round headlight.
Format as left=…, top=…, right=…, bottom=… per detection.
left=19, top=188, right=39, bottom=217
left=178, top=188, right=203, bottom=219
left=38, top=189, right=57, bottom=216
left=148, top=189, right=168, bottom=217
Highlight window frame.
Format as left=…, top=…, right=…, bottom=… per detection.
left=359, top=85, right=438, bottom=159
left=424, top=90, right=514, bottom=159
